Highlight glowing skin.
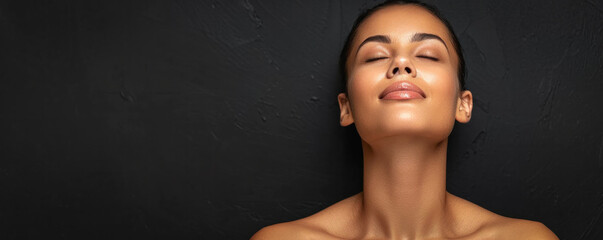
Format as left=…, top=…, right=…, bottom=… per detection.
left=252, top=4, right=557, bottom=240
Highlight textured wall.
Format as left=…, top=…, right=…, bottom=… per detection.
left=1, top=0, right=602, bottom=239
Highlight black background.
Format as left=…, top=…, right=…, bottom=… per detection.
left=1, top=0, right=602, bottom=239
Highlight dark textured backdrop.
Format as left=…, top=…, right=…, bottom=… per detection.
left=1, top=0, right=602, bottom=239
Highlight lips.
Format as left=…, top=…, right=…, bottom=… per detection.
left=379, top=81, right=426, bottom=100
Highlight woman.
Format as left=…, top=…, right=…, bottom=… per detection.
left=252, top=1, right=558, bottom=239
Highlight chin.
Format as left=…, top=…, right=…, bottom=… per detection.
left=356, top=116, right=455, bottom=145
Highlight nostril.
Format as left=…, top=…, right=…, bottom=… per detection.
left=404, top=67, right=411, bottom=73
left=392, top=67, right=399, bottom=75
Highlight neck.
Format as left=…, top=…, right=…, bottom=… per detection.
left=358, top=136, right=450, bottom=239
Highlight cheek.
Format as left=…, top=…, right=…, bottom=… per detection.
left=346, top=66, right=386, bottom=139
left=347, top=66, right=384, bottom=107
left=418, top=67, right=459, bottom=139
left=422, top=66, right=459, bottom=109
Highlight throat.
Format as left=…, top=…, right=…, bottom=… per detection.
left=358, top=138, right=450, bottom=239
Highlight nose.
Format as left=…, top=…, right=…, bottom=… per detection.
left=387, top=57, right=416, bottom=79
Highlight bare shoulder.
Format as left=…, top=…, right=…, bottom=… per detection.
left=250, top=221, right=318, bottom=240
left=446, top=194, right=558, bottom=240
left=490, top=218, right=558, bottom=240
left=250, top=194, right=362, bottom=240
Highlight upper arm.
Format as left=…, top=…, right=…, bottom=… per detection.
left=250, top=225, right=280, bottom=240
left=250, top=223, right=305, bottom=240
left=499, top=220, right=558, bottom=240
left=525, top=222, right=559, bottom=240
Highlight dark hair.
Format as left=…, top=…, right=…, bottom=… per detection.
left=339, top=0, right=466, bottom=92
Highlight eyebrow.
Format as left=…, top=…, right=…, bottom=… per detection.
left=411, top=33, right=449, bottom=52
left=355, top=32, right=449, bottom=56
left=355, top=35, right=391, bottom=55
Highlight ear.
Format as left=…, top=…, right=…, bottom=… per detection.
left=337, top=93, right=354, bottom=126
left=455, top=90, right=473, bottom=123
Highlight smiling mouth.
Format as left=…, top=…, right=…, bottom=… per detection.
left=379, top=81, right=426, bottom=100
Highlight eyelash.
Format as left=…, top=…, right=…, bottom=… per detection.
left=365, top=56, right=439, bottom=63
left=418, top=55, right=439, bottom=61
left=366, top=57, right=388, bottom=63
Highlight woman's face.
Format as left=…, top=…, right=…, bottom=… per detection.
left=338, top=4, right=472, bottom=144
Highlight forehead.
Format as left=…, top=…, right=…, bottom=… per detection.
left=353, top=4, right=454, bottom=49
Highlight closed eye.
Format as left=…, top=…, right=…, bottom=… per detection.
left=366, top=57, right=388, bottom=63
left=418, top=55, right=438, bottom=61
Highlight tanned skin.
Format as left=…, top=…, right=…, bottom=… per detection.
left=252, top=4, right=558, bottom=240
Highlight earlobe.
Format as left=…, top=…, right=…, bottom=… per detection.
left=455, top=90, right=473, bottom=123
left=338, top=93, right=354, bottom=126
